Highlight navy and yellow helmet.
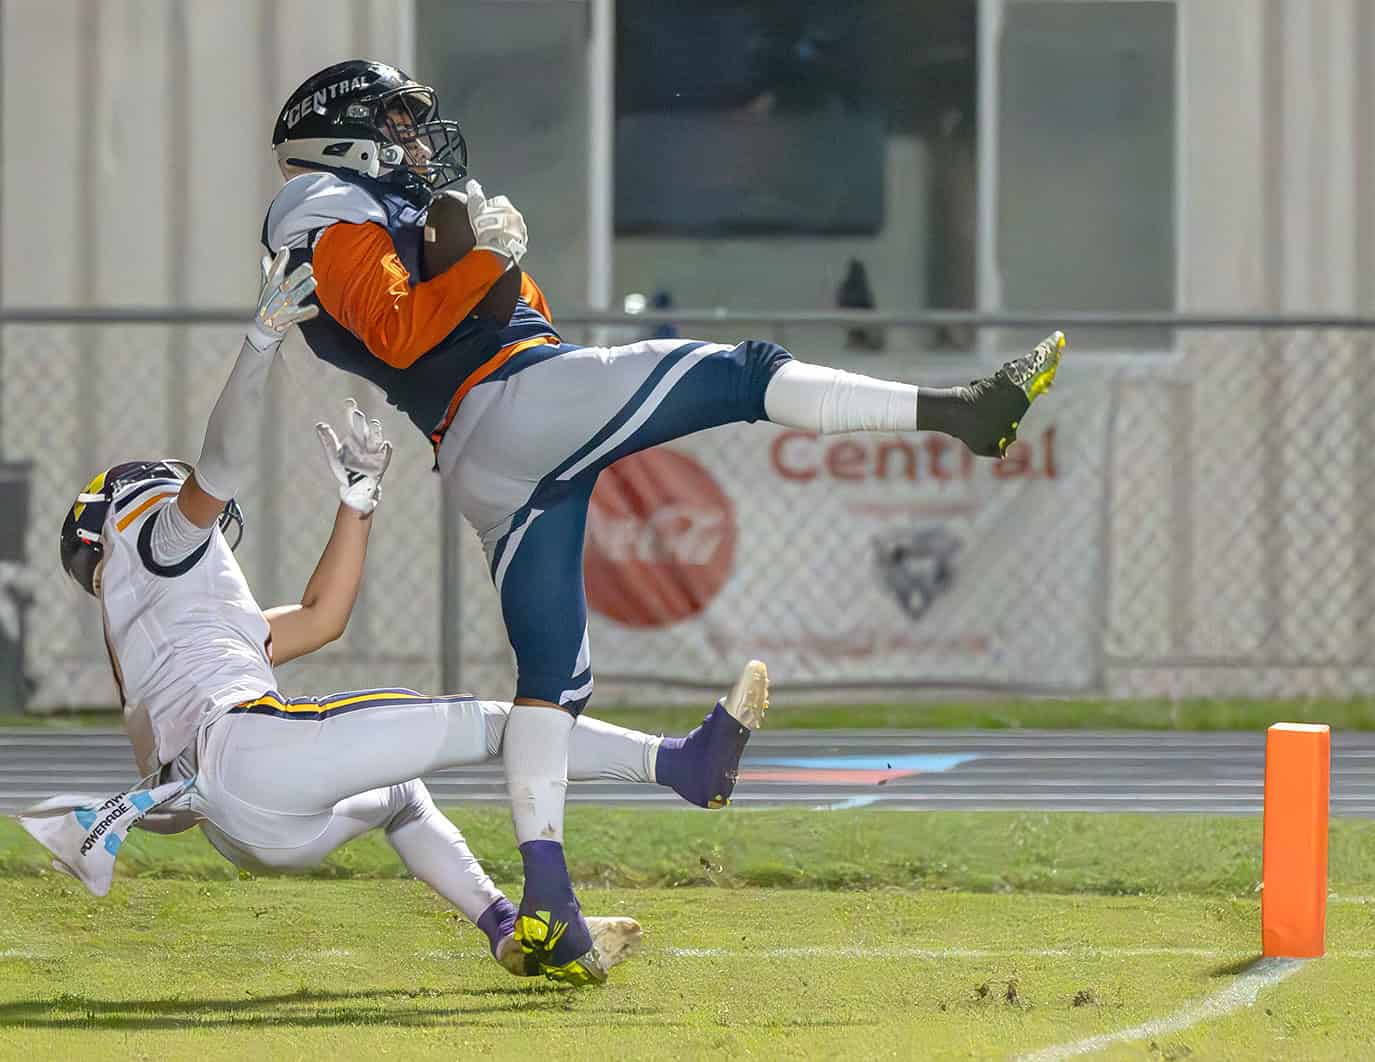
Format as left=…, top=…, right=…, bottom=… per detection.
left=59, top=460, right=243, bottom=597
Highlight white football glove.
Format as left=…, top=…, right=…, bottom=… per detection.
left=315, top=399, right=394, bottom=515
left=462, top=178, right=527, bottom=265
left=248, top=247, right=319, bottom=351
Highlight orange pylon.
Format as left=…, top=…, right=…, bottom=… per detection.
left=1261, top=723, right=1330, bottom=958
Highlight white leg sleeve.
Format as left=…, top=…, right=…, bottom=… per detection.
left=382, top=781, right=506, bottom=926
left=205, top=780, right=507, bottom=929
left=503, top=706, right=572, bottom=846
left=568, top=715, right=660, bottom=783
left=764, top=359, right=919, bottom=435
left=475, top=705, right=658, bottom=783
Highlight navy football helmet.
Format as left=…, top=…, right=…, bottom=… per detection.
left=60, top=460, right=243, bottom=597
left=272, top=59, right=467, bottom=200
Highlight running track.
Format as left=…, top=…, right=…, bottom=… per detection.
left=2, top=728, right=1372, bottom=816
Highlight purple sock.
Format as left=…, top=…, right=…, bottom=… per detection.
left=476, top=896, right=517, bottom=957
left=655, top=733, right=693, bottom=794
left=518, top=840, right=590, bottom=962
left=655, top=700, right=727, bottom=794
left=519, top=839, right=578, bottom=909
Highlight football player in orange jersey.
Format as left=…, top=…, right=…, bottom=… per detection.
left=265, top=59, right=1063, bottom=985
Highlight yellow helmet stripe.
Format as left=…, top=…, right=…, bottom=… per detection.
left=72, top=469, right=110, bottom=522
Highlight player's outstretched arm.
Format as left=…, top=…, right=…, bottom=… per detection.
left=179, top=249, right=318, bottom=527
left=265, top=400, right=393, bottom=665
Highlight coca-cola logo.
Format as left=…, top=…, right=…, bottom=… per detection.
left=585, top=449, right=736, bottom=628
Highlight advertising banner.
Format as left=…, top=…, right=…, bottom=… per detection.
left=582, top=374, right=1111, bottom=692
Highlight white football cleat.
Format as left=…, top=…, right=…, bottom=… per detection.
left=495, top=916, right=643, bottom=980
left=585, top=916, right=643, bottom=970
left=660, top=659, right=769, bottom=809
left=724, top=659, right=770, bottom=731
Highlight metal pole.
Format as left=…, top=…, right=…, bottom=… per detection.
left=440, top=476, right=464, bottom=694
left=396, top=0, right=417, bottom=75
left=255, top=0, right=284, bottom=625
left=0, top=1, right=13, bottom=714
left=0, top=0, right=6, bottom=454
left=975, top=0, right=1003, bottom=320
left=167, top=2, right=190, bottom=456
left=1092, top=373, right=1123, bottom=697
left=74, top=0, right=102, bottom=674
left=586, top=0, right=615, bottom=336
left=417, top=0, right=463, bottom=694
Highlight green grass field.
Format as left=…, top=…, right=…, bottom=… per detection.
left=2, top=810, right=1373, bottom=1059
left=7, top=695, right=1375, bottom=733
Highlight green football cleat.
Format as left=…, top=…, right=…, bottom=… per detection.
left=959, top=330, right=1066, bottom=458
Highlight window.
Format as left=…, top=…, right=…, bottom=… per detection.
left=992, top=0, right=1176, bottom=347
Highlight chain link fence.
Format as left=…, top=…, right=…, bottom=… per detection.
left=0, top=322, right=444, bottom=710
left=2, top=313, right=1373, bottom=710
left=1103, top=328, right=1375, bottom=700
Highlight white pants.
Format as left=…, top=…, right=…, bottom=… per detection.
left=183, top=690, right=660, bottom=928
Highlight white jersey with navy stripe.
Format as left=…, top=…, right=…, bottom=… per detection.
left=99, top=480, right=275, bottom=772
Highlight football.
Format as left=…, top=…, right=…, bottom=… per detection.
left=423, top=190, right=522, bottom=323
left=422, top=190, right=476, bottom=271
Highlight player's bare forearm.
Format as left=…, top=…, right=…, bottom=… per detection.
left=268, top=399, right=392, bottom=663
left=265, top=503, right=373, bottom=664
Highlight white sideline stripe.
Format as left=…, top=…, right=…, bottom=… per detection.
left=665, top=946, right=1223, bottom=960
left=1015, top=957, right=1307, bottom=1062
left=663, top=945, right=1375, bottom=961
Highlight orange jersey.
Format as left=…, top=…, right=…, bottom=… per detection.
left=313, top=221, right=508, bottom=368
left=262, top=170, right=560, bottom=442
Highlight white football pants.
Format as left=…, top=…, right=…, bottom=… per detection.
left=183, top=693, right=659, bottom=929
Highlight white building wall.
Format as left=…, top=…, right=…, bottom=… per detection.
left=5, top=0, right=1373, bottom=317
left=1179, top=0, right=1370, bottom=313
left=1, top=0, right=414, bottom=311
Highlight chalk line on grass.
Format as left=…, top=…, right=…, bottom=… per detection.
left=1015, top=956, right=1306, bottom=1062
left=664, top=946, right=1223, bottom=960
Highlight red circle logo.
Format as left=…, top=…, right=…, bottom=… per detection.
left=585, top=449, right=736, bottom=628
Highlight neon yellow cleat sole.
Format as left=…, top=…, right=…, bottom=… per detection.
left=513, top=912, right=644, bottom=987
left=988, top=330, right=1067, bottom=457
left=1009, top=330, right=1065, bottom=402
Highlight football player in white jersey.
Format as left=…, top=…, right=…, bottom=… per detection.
left=20, top=251, right=768, bottom=985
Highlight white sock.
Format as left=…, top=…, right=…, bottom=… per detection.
left=764, top=359, right=919, bottom=434
left=503, top=705, right=573, bottom=846
left=568, top=715, right=660, bottom=784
